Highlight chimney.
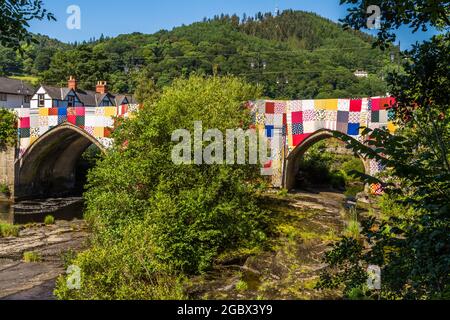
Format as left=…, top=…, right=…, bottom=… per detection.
left=68, top=76, right=77, bottom=90
left=96, top=81, right=108, bottom=94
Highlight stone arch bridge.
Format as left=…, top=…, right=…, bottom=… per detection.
left=248, top=97, right=396, bottom=191
left=4, top=103, right=139, bottom=200
left=2, top=97, right=395, bottom=200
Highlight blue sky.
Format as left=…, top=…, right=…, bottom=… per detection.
left=29, top=0, right=439, bottom=50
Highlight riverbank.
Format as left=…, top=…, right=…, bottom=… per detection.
left=0, top=190, right=372, bottom=300
left=186, top=190, right=359, bottom=300
left=0, top=219, right=88, bottom=299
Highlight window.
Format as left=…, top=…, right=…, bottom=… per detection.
left=38, top=94, right=45, bottom=107
left=24, top=96, right=31, bottom=103
left=67, top=95, right=75, bottom=107
left=103, top=98, right=112, bottom=106
left=0, top=93, right=7, bottom=101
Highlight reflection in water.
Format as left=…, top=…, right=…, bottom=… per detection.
left=0, top=201, right=13, bottom=224
left=0, top=198, right=84, bottom=225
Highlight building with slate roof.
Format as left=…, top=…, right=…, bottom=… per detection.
left=30, top=76, right=136, bottom=109
left=0, top=77, right=34, bottom=109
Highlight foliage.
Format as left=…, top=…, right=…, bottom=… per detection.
left=0, top=183, right=10, bottom=196
left=0, top=109, right=17, bottom=150
left=318, top=1, right=450, bottom=299
left=54, top=224, right=187, bottom=300
left=296, top=139, right=365, bottom=191
left=23, top=251, right=41, bottom=263
left=317, top=237, right=367, bottom=295
left=2, top=10, right=390, bottom=98
left=0, top=222, right=19, bottom=237
left=340, top=0, right=449, bottom=48
left=377, top=193, right=416, bottom=220
left=235, top=280, right=249, bottom=292
left=0, top=0, right=55, bottom=52
left=55, top=76, right=270, bottom=299
left=343, top=209, right=361, bottom=240
left=44, top=215, right=55, bottom=225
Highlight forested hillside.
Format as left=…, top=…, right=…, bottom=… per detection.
left=0, top=10, right=396, bottom=99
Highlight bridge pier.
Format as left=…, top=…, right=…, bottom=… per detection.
left=0, top=147, right=17, bottom=202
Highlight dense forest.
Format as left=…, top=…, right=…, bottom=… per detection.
left=0, top=10, right=397, bottom=99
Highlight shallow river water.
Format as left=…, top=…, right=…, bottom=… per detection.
left=0, top=198, right=84, bottom=224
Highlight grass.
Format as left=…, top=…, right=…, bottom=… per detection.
left=10, top=75, right=39, bottom=86
left=23, top=251, right=42, bottom=263
left=0, top=223, right=19, bottom=237
left=44, top=215, right=55, bottom=225
left=276, top=224, right=338, bottom=242
left=61, top=249, right=77, bottom=268
left=344, top=208, right=360, bottom=239
left=235, top=280, right=249, bottom=292
left=276, top=188, right=289, bottom=197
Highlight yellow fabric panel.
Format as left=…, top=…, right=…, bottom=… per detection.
left=255, top=124, right=264, bottom=132
left=39, top=108, right=49, bottom=116
left=314, top=100, right=325, bottom=110
left=94, top=127, right=104, bottom=138
left=322, top=99, right=338, bottom=110
left=287, top=125, right=293, bottom=147
left=314, top=99, right=338, bottom=110
left=29, top=136, right=38, bottom=145
left=104, top=107, right=117, bottom=117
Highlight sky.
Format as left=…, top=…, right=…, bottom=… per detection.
left=29, top=0, right=439, bottom=50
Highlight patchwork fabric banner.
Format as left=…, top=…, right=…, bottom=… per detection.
left=15, top=103, right=140, bottom=157
left=248, top=96, right=396, bottom=189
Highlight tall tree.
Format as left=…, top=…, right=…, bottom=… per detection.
left=319, top=0, right=450, bottom=299
left=339, top=0, right=449, bottom=48
left=0, top=0, right=55, bottom=51
left=0, top=109, right=17, bottom=151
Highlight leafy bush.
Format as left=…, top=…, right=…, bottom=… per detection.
left=0, top=183, right=10, bottom=196
left=55, top=76, right=270, bottom=299
left=54, top=224, right=187, bottom=300
left=235, top=280, right=249, bottom=292
left=0, top=109, right=17, bottom=151
left=318, top=31, right=450, bottom=299
left=297, top=139, right=365, bottom=191
left=377, top=194, right=416, bottom=220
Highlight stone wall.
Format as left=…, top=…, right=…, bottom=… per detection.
left=0, top=147, right=15, bottom=200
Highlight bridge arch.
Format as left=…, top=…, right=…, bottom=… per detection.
left=16, top=122, right=105, bottom=199
left=283, top=129, right=369, bottom=191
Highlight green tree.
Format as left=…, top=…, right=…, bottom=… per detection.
left=0, top=109, right=17, bottom=151
left=35, top=10, right=390, bottom=98
left=55, top=75, right=269, bottom=299
left=339, top=0, right=449, bottom=48
left=0, top=0, right=55, bottom=51
left=318, top=1, right=450, bottom=299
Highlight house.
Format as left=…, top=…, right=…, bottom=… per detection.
left=30, top=76, right=135, bottom=109
left=0, top=77, right=34, bottom=109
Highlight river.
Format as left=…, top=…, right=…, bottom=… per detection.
left=0, top=197, right=87, bottom=300
left=0, top=198, right=84, bottom=225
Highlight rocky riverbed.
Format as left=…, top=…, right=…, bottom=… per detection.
left=0, top=219, right=88, bottom=300
left=187, top=190, right=357, bottom=300
left=0, top=190, right=371, bottom=300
